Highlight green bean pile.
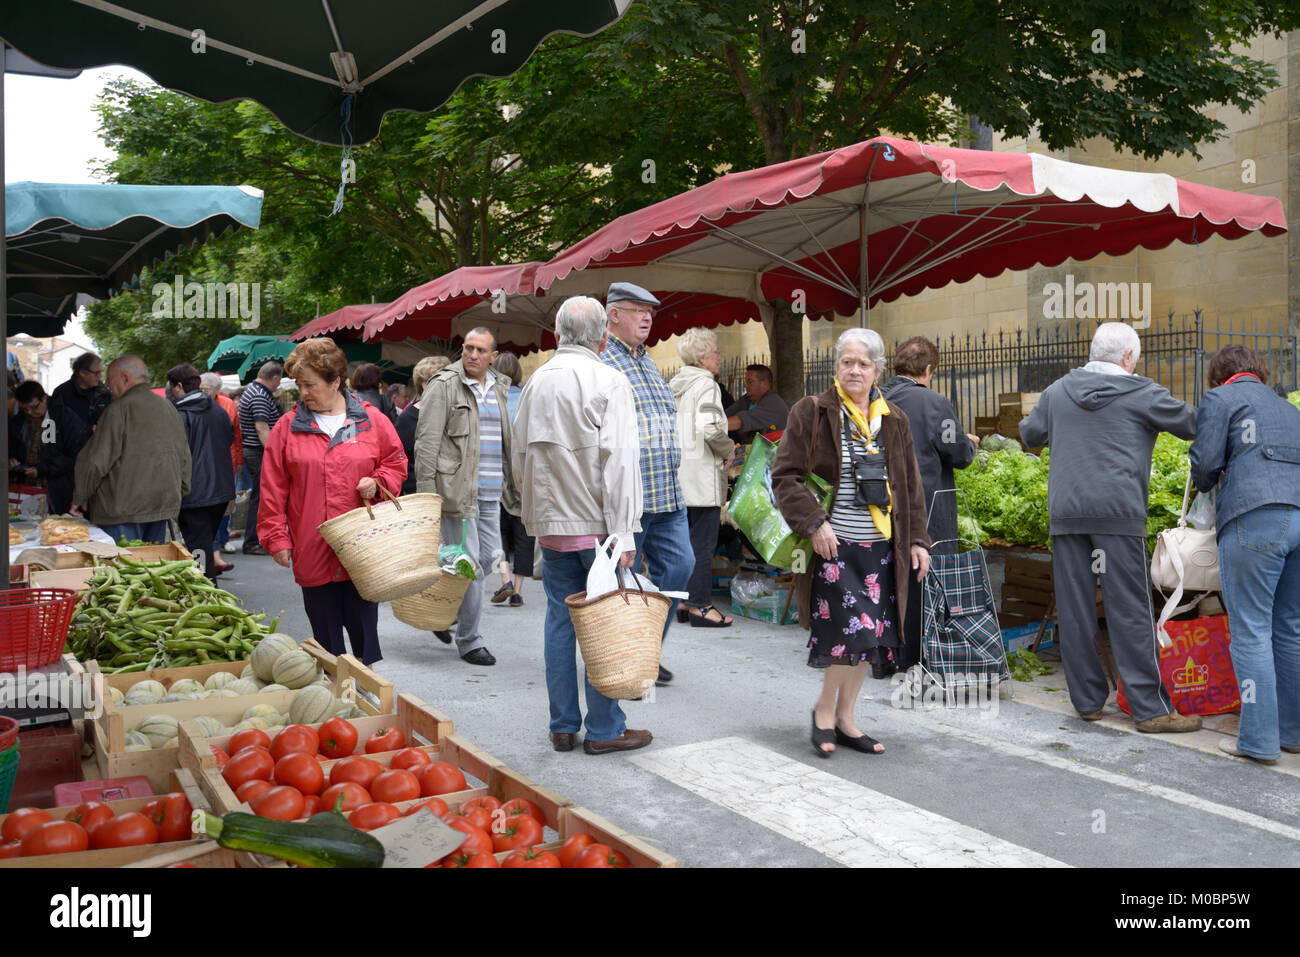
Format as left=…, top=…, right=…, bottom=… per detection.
left=65, top=558, right=281, bottom=674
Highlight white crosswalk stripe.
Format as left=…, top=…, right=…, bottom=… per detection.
left=628, top=737, right=1069, bottom=867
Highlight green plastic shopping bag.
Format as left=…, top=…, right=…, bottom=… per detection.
left=725, top=434, right=832, bottom=570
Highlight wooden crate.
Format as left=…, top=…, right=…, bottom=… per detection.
left=90, top=640, right=393, bottom=792
left=974, top=416, right=1000, bottom=438
left=557, top=806, right=677, bottom=868
left=0, top=768, right=224, bottom=868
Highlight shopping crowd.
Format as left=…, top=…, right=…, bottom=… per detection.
left=11, top=298, right=1296, bottom=763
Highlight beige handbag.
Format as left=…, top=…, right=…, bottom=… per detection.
left=1150, top=474, right=1219, bottom=644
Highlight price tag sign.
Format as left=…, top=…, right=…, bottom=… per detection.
left=372, top=808, right=465, bottom=868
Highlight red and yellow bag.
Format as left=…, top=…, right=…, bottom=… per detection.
left=1118, top=614, right=1240, bottom=717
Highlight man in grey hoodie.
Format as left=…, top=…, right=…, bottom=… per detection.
left=1020, top=323, right=1200, bottom=733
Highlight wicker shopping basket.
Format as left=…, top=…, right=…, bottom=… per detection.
left=318, top=487, right=443, bottom=603
left=565, top=568, right=670, bottom=700
left=391, top=572, right=471, bottom=632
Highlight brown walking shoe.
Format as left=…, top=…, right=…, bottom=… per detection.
left=583, top=729, right=652, bottom=755
left=550, top=732, right=576, bottom=752
left=1135, top=712, right=1202, bottom=734
left=1078, top=709, right=1105, bottom=721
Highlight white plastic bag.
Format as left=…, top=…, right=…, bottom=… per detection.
left=1186, top=489, right=1216, bottom=531
left=584, top=535, right=688, bottom=601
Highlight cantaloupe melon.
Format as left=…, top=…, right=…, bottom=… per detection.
left=251, top=633, right=299, bottom=682
left=271, top=650, right=317, bottom=689
left=290, top=685, right=337, bottom=725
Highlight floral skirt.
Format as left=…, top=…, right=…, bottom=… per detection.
left=808, top=539, right=898, bottom=668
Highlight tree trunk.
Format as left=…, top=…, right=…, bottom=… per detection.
left=763, top=300, right=806, bottom=407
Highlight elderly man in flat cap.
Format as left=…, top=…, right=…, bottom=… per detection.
left=600, top=282, right=694, bottom=686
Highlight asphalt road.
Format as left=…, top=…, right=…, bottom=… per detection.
left=217, top=550, right=1300, bottom=872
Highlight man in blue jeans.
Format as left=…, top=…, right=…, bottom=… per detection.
left=601, top=282, right=694, bottom=686
left=512, top=296, right=650, bottom=755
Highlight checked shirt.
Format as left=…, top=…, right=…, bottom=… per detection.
left=601, top=334, right=682, bottom=514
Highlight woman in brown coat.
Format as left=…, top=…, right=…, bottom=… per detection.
left=772, top=328, right=930, bottom=757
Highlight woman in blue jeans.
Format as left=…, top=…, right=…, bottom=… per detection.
left=1189, top=345, right=1300, bottom=765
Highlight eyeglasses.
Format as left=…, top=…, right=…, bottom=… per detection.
left=19, top=401, right=42, bottom=414
left=614, top=305, right=654, bottom=318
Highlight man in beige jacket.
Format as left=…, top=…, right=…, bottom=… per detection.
left=511, top=296, right=650, bottom=756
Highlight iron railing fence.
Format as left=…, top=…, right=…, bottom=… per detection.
left=657, top=312, right=1296, bottom=429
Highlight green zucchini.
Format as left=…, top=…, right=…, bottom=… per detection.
left=192, top=810, right=384, bottom=868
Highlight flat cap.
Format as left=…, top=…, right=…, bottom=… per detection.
left=606, top=281, right=661, bottom=309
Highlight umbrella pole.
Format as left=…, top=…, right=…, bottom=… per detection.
left=1, top=47, right=10, bottom=591
left=858, top=203, right=868, bottom=329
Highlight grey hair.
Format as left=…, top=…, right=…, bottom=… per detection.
left=835, top=328, right=887, bottom=375
left=1090, top=322, right=1141, bottom=364
left=411, top=356, right=444, bottom=395
left=555, top=296, right=608, bottom=351
left=200, top=372, right=224, bottom=393
left=677, top=327, right=719, bottom=367
left=111, top=355, right=149, bottom=382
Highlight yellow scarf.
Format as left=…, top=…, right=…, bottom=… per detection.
left=835, top=377, right=892, bottom=539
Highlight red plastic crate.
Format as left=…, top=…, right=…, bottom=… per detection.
left=8, top=722, right=82, bottom=808
left=0, top=587, right=77, bottom=670
left=53, top=776, right=155, bottom=806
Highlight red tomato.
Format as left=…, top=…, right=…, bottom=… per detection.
left=502, top=846, right=562, bottom=868
left=500, top=797, right=546, bottom=828
left=317, top=717, right=358, bottom=760
left=65, top=801, right=113, bottom=836
left=270, top=724, right=320, bottom=762
left=228, top=728, right=272, bottom=755
left=440, top=818, right=493, bottom=859
left=222, top=746, right=275, bottom=791
left=558, top=833, right=595, bottom=869
left=576, top=843, right=631, bottom=868
left=370, top=769, right=421, bottom=804
left=491, top=814, right=543, bottom=854
left=209, top=744, right=230, bottom=769
left=299, top=795, right=322, bottom=818
left=402, top=797, right=450, bottom=818
left=329, top=755, right=385, bottom=790
left=251, top=786, right=306, bottom=822
left=319, top=782, right=372, bottom=814
left=461, top=796, right=502, bottom=815
left=140, top=792, right=193, bottom=843
left=446, top=804, right=492, bottom=832
left=0, top=841, right=22, bottom=859
left=275, top=752, right=326, bottom=796
left=235, top=779, right=275, bottom=805
left=2, top=808, right=52, bottom=844
left=21, top=820, right=89, bottom=857
left=364, top=727, right=406, bottom=754
left=441, top=850, right=499, bottom=868
left=348, top=803, right=401, bottom=831
left=91, top=813, right=158, bottom=850
left=418, top=761, right=468, bottom=796
left=389, top=747, right=432, bottom=772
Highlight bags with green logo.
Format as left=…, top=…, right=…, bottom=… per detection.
left=725, top=434, right=832, bottom=571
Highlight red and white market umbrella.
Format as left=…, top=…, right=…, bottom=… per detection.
left=290, top=302, right=386, bottom=340
left=537, top=136, right=1288, bottom=325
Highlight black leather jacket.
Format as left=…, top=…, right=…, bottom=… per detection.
left=174, top=390, right=236, bottom=509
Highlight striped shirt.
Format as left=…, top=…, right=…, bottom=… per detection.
left=465, top=370, right=503, bottom=501
left=600, top=335, right=682, bottom=514
left=830, top=425, right=887, bottom=543
left=238, top=380, right=281, bottom=448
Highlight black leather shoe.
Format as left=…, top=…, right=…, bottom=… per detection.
left=655, top=665, right=673, bottom=686
left=461, top=647, right=496, bottom=666
left=433, top=630, right=453, bottom=645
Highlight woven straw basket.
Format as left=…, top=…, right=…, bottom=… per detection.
left=391, top=573, right=472, bottom=631
left=565, top=569, right=670, bottom=700
left=318, top=487, right=443, bottom=603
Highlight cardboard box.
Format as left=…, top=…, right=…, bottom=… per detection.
left=1002, top=621, right=1054, bottom=654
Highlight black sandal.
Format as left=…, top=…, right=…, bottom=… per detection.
left=811, top=711, right=835, bottom=758
left=688, top=604, right=733, bottom=628
left=835, top=726, right=884, bottom=754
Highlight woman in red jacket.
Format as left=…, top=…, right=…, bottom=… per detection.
left=257, top=338, right=407, bottom=664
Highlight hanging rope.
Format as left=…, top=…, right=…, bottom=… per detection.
left=329, top=94, right=355, bottom=217
left=869, top=141, right=896, bottom=162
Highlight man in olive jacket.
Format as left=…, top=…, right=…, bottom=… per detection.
left=72, top=355, right=191, bottom=544
left=415, top=328, right=521, bottom=667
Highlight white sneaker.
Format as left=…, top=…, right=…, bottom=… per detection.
left=221, top=542, right=238, bottom=553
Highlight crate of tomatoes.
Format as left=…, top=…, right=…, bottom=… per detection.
left=0, top=768, right=236, bottom=867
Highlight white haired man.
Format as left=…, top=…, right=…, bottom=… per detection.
left=72, top=355, right=191, bottom=544
left=1020, top=322, right=1200, bottom=733
left=511, top=296, right=651, bottom=755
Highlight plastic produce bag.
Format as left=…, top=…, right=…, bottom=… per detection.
left=1186, top=489, right=1216, bottom=531
left=438, top=518, right=478, bottom=580
left=584, top=536, right=688, bottom=601
left=725, top=435, right=832, bottom=570
left=729, top=570, right=798, bottom=624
